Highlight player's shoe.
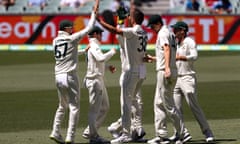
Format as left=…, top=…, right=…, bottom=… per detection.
left=108, top=126, right=121, bottom=138
left=82, top=128, right=90, bottom=139
left=49, top=133, right=65, bottom=144
left=147, top=136, right=170, bottom=144
left=169, top=132, right=192, bottom=143
left=175, top=139, right=183, bottom=144
left=90, top=136, right=110, bottom=144
left=204, top=130, right=214, bottom=143
left=131, top=127, right=146, bottom=142
left=82, top=132, right=90, bottom=139
left=110, top=134, right=132, bottom=144
left=65, top=136, right=74, bottom=144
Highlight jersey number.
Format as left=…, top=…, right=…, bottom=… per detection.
left=137, top=36, right=147, bottom=52
left=54, top=43, right=68, bottom=59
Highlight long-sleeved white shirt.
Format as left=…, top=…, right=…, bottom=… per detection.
left=176, top=37, right=198, bottom=75
left=54, top=12, right=96, bottom=75
left=85, top=38, right=116, bottom=78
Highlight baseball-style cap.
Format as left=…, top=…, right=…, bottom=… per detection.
left=147, top=14, right=163, bottom=27
left=88, top=26, right=104, bottom=35
left=59, top=20, right=73, bottom=30
left=171, top=21, right=189, bottom=32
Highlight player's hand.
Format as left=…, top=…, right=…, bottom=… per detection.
left=111, top=48, right=117, bottom=53
left=176, top=53, right=186, bottom=61
left=164, top=67, right=171, bottom=78
left=143, top=54, right=153, bottom=63
left=84, top=44, right=90, bottom=52
left=93, top=0, right=99, bottom=14
left=109, top=65, right=116, bottom=73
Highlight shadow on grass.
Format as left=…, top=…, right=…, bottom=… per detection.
left=75, top=139, right=148, bottom=144
left=187, top=138, right=237, bottom=144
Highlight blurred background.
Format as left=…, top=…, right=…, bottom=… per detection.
left=1, top=0, right=240, bottom=50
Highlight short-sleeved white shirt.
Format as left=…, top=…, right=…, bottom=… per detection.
left=155, top=25, right=177, bottom=72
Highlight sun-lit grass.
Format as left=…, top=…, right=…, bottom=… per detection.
left=0, top=51, right=240, bottom=143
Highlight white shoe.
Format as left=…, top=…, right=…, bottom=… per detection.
left=169, top=132, right=192, bottom=143
left=108, top=126, right=121, bottom=138
left=49, top=133, right=64, bottom=144
left=111, top=134, right=132, bottom=144
left=204, top=130, right=214, bottom=142
left=175, top=139, right=182, bottom=144
left=131, top=127, right=146, bottom=141
left=147, top=137, right=160, bottom=144
left=206, top=136, right=214, bottom=143
left=147, top=136, right=170, bottom=144
left=82, top=128, right=90, bottom=139
left=65, top=136, right=74, bottom=144
left=82, top=132, right=90, bottom=139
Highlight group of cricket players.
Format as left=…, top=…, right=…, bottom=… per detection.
left=49, top=0, right=215, bottom=144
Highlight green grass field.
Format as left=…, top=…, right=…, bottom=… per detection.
left=0, top=51, right=240, bottom=144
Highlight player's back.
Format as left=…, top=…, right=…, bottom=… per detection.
left=53, top=31, right=78, bottom=75
left=123, top=25, right=147, bottom=72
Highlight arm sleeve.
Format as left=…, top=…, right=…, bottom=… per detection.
left=122, top=27, right=134, bottom=39
left=70, top=12, right=96, bottom=41
left=159, top=32, right=169, bottom=47
left=186, top=39, right=198, bottom=60
left=90, top=45, right=116, bottom=62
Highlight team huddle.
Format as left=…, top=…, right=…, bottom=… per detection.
left=49, top=0, right=215, bottom=144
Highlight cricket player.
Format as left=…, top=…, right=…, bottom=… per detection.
left=107, top=11, right=146, bottom=141
left=145, top=15, right=183, bottom=144
left=171, top=21, right=215, bottom=143
left=82, top=26, right=116, bottom=144
left=98, top=8, right=147, bottom=144
left=49, top=1, right=99, bottom=144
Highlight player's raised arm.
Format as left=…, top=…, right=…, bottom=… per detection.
left=98, top=17, right=123, bottom=35
left=71, top=0, right=99, bottom=40
left=93, top=0, right=99, bottom=15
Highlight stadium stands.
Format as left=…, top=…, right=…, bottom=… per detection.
left=1, top=0, right=240, bottom=14
left=0, top=5, right=6, bottom=13
left=25, top=5, right=42, bottom=13
left=2, top=0, right=114, bottom=14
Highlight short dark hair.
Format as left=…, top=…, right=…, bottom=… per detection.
left=147, top=15, right=163, bottom=27
left=133, top=8, right=144, bottom=25
left=88, top=26, right=104, bottom=37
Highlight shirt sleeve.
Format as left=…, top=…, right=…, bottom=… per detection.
left=89, top=44, right=116, bottom=62
left=70, top=12, right=96, bottom=41
left=186, top=38, right=198, bottom=60
left=122, top=27, right=134, bottom=39
left=158, top=31, right=169, bottom=47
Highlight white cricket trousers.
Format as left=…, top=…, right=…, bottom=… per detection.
left=121, top=70, right=144, bottom=136
left=52, top=72, right=80, bottom=142
left=85, top=76, right=110, bottom=138
left=110, top=71, right=144, bottom=132
left=154, top=70, right=183, bottom=138
left=173, top=74, right=212, bottom=134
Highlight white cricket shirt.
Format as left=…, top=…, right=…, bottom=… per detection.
left=176, top=37, right=198, bottom=75
left=122, top=24, right=148, bottom=72
left=85, top=38, right=116, bottom=78
left=53, top=12, right=96, bottom=75
left=155, top=25, right=177, bottom=72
